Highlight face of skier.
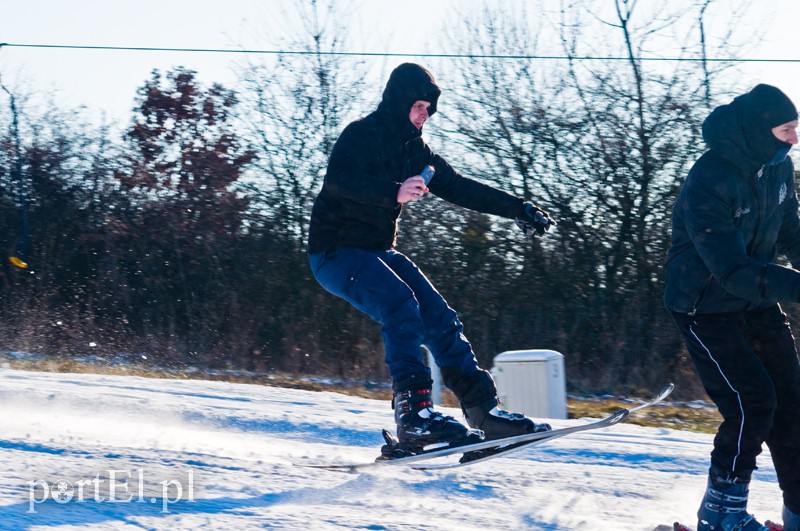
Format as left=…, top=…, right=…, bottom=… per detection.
left=773, top=119, right=799, bottom=145
left=409, top=100, right=431, bottom=130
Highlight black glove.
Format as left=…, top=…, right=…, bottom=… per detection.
left=515, top=201, right=554, bottom=236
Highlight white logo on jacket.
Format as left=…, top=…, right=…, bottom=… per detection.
left=779, top=182, right=788, bottom=205
left=734, top=207, right=751, bottom=218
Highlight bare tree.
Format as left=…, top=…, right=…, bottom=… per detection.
left=237, top=0, right=367, bottom=247
left=429, top=0, right=755, bottom=391
left=233, top=0, right=388, bottom=376
left=0, top=77, right=29, bottom=273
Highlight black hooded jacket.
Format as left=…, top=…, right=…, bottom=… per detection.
left=307, top=63, right=524, bottom=253
left=664, top=84, right=800, bottom=314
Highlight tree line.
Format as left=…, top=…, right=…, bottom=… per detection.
left=0, top=0, right=779, bottom=398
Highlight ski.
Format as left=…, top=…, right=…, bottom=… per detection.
left=671, top=522, right=783, bottom=531
left=298, top=383, right=673, bottom=472
left=412, top=382, right=675, bottom=471
left=412, top=411, right=625, bottom=471
left=298, top=407, right=628, bottom=472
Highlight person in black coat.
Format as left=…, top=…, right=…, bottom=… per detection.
left=308, top=63, right=553, bottom=447
left=664, top=84, right=800, bottom=530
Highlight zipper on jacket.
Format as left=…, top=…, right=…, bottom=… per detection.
left=401, top=139, right=411, bottom=179
left=747, top=165, right=766, bottom=255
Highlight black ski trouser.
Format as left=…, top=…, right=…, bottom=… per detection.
left=672, top=305, right=800, bottom=513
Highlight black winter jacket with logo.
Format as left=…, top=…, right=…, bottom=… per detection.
left=307, top=63, right=524, bottom=253
left=664, top=85, right=800, bottom=314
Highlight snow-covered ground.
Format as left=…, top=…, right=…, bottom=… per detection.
left=0, top=369, right=784, bottom=530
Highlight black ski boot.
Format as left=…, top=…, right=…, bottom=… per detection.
left=393, top=374, right=471, bottom=447
left=464, top=396, right=552, bottom=441
left=442, top=367, right=551, bottom=441
left=697, top=467, right=768, bottom=531
left=784, top=504, right=800, bottom=531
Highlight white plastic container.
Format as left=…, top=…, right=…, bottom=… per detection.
left=491, top=349, right=567, bottom=420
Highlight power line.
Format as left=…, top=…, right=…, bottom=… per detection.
left=2, top=42, right=800, bottom=63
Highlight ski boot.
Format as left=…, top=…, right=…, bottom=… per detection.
left=464, top=397, right=552, bottom=441
left=697, top=467, right=769, bottom=531
left=443, top=367, right=551, bottom=441
left=390, top=374, right=474, bottom=452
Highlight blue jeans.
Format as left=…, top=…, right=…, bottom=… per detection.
left=309, top=248, right=480, bottom=382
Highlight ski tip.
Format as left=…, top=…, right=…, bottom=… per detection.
left=661, top=382, right=675, bottom=397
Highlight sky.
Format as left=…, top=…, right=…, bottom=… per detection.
left=0, top=0, right=450, bottom=125
left=0, top=366, right=787, bottom=529
left=2, top=0, right=800, bottom=128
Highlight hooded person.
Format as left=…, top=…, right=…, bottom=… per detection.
left=308, top=63, right=555, bottom=449
left=664, top=84, right=800, bottom=530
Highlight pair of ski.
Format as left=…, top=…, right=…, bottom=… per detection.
left=302, top=383, right=674, bottom=472
left=671, top=521, right=784, bottom=530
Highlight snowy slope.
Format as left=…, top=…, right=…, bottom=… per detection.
left=0, top=369, right=784, bottom=530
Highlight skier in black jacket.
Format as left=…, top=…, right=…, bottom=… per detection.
left=308, top=63, right=554, bottom=447
left=664, top=84, right=800, bottom=531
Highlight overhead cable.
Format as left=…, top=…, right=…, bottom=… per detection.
left=1, top=42, right=799, bottom=63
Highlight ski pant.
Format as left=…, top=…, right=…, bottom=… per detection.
left=671, top=305, right=800, bottom=513
left=309, top=247, right=481, bottom=382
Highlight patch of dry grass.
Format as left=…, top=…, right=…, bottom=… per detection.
left=568, top=397, right=721, bottom=434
